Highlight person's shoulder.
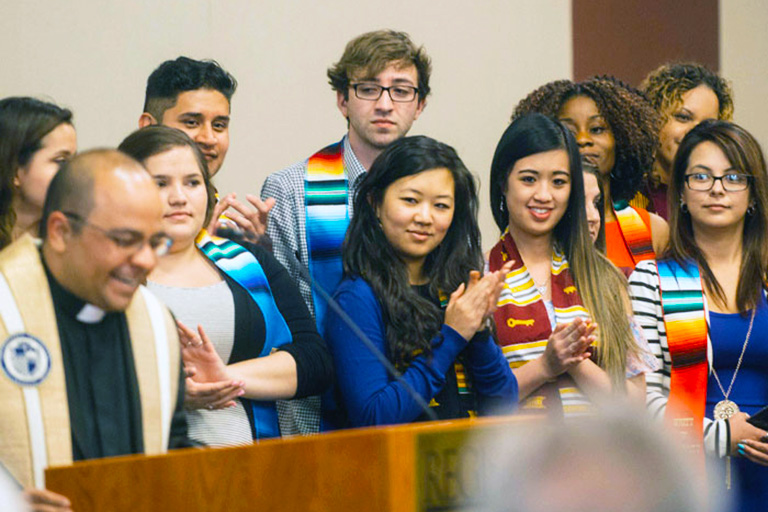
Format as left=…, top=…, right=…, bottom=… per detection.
left=262, top=159, right=308, bottom=191
left=335, top=275, right=373, bottom=296
left=629, top=259, right=660, bottom=287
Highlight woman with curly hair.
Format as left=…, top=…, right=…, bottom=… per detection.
left=632, top=63, right=734, bottom=219
left=513, top=76, right=667, bottom=272
left=0, top=97, right=76, bottom=248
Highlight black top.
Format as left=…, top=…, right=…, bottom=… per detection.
left=226, top=242, right=333, bottom=399
left=44, top=263, right=189, bottom=460
left=411, top=284, right=471, bottom=421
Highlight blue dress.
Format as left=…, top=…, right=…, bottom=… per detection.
left=706, top=292, right=768, bottom=511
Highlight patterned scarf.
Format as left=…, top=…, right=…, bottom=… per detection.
left=196, top=230, right=292, bottom=439
left=656, top=259, right=709, bottom=456
left=489, top=229, right=592, bottom=417
left=305, top=140, right=349, bottom=328
left=613, top=203, right=655, bottom=265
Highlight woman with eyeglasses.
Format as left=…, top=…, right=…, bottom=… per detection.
left=0, top=97, right=76, bottom=248
left=488, top=114, right=657, bottom=416
left=119, top=126, right=332, bottom=445
left=513, top=77, right=668, bottom=273
left=629, top=120, right=768, bottom=509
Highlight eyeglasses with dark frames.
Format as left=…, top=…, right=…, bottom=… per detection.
left=350, top=83, right=419, bottom=103
left=683, top=171, right=752, bottom=192
left=62, top=211, right=173, bottom=257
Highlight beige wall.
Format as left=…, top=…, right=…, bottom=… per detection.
left=0, top=0, right=571, bottom=250
left=721, top=0, right=768, bottom=151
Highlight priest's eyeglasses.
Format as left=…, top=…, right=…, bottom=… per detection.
left=684, top=171, right=752, bottom=192
left=62, top=212, right=173, bottom=257
left=350, top=83, right=419, bottom=102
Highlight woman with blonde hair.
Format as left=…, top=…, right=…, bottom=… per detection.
left=632, top=62, right=734, bottom=219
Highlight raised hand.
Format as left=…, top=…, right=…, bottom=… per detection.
left=486, top=260, right=515, bottom=316
left=207, top=193, right=275, bottom=242
left=445, top=267, right=510, bottom=341
left=541, top=317, right=595, bottom=379
left=178, top=321, right=244, bottom=410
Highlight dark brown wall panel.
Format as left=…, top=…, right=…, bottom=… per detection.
left=573, top=0, right=719, bottom=86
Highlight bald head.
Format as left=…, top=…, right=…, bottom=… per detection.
left=41, top=148, right=166, bottom=311
left=40, top=149, right=149, bottom=239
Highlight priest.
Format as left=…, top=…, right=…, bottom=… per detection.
left=0, top=150, right=188, bottom=510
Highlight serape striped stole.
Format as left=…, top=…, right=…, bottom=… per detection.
left=489, top=230, right=592, bottom=417
left=656, top=259, right=708, bottom=454
left=196, top=230, right=292, bottom=439
left=613, top=203, right=655, bottom=265
left=305, top=141, right=349, bottom=328
left=438, top=291, right=476, bottom=416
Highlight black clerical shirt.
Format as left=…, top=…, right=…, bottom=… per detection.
left=43, top=262, right=189, bottom=460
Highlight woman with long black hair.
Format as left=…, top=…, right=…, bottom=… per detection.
left=488, top=113, right=656, bottom=415
left=323, top=135, right=517, bottom=428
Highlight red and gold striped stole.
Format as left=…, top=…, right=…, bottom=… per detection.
left=489, top=230, right=592, bottom=417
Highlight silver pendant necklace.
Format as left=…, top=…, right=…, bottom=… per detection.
left=711, top=306, right=756, bottom=491
left=711, top=307, right=756, bottom=420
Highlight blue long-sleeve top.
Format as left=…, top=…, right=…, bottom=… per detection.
left=323, top=276, right=518, bottom=428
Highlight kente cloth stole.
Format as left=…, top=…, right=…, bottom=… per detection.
left=305, top=141, right=349, bottom=329
left=656, top=259, right=708, bottom=455
left=489, top=229, right=592, bottom=417
left=614, top=202, right=655, bottom=265
left=196, top=230, right=292, bottom=439
left=438, top=291, right=477, bottom=416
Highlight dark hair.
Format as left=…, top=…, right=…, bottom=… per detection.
left=641, top=62, right=734, bottom=122
left=344, top=135, right=481, bottom=365
left=490, top=113, right=585, bottom=240
left=143, top=57, right=237, bottom=121
left=118, top=125, right=216, bottom=227
left=667, top=120, right=768, bottom=312
left=489, top=114, right=636, bottom=386
left=0, top=97, right=73, bottom=248
left=512, top=76, right=660, bottom=203
left=582, top=158, right=607, bottom=252
left=327, top=30, right=432, bottom=102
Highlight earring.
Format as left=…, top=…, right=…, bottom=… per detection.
left=680, top=201, right=689, bottom=213
left=747, top=203, right=756, bottom=216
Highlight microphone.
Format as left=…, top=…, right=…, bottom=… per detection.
left=265, top=217, right=438, bottom=423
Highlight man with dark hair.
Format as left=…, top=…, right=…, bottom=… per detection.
left=261, top=29, right=431, bottom=435
left=139, top=57, right=236, bottom=176
left=140, top=56, right=272, bottom=240
left=0, top=150, right=188, bottom=510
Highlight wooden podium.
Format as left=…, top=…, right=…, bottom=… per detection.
left=46, top=415, right=531, bottom=512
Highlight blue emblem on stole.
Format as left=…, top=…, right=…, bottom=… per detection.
left=1, top=333, right=51, bottom=386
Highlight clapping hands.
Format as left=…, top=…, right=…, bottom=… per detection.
left=445, top=261, right=514, bottom=341
left=178, top=321, right=245, bottom=411
left=541, top=317, right=596, bottom=380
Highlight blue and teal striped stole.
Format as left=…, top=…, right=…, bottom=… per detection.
left=196, top=230, right=293, bottom=439
left=305, top=141, right=349, bottom=328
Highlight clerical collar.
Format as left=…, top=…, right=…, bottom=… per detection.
left=42, top=257, right=107, bottom=324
